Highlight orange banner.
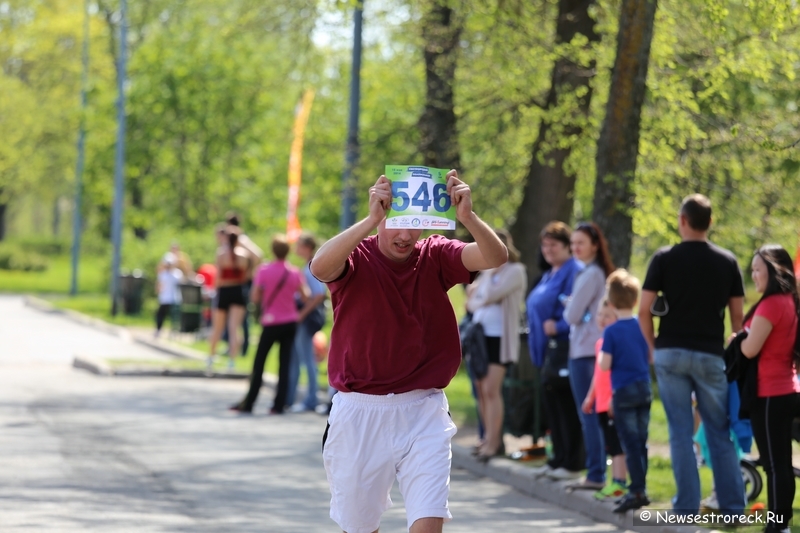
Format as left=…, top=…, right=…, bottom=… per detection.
left=287, top=89, right=315, bottom=243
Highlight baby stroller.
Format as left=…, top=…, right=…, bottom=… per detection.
left=737, top=417, right=800, bottom=502
left=694, top=422, right=763, bottom=504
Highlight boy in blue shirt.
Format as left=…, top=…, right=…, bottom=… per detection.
left=599, top=269, right=652, bottom=513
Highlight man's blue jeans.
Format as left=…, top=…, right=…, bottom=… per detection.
left=654, top=348, right=745, bottom=514
left=569, top=356, right=605, bottom=483
left=287, top=323, right=318, bottom=410
left=613, top=380, right=652, bottom=495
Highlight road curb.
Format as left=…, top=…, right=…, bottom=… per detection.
left=23, top=295, right=211, bottom=361
left=452, top=444, right=713, bottom=533
left=25, top=296, right=132, bottom=341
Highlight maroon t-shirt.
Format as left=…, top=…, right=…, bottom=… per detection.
left=324, top=234, right=474, bottom=395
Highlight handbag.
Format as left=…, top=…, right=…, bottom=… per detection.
left=541, top=337, right=570, bottom=385
left=541, top=273, right=571, bottom=386
left=461, top=318, right=489, bottom=380
left=303, top=304, right=326, bottom=334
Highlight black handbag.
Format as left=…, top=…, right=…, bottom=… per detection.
left=541, top=337, right=570, bottom=385
left=461, top=319, right=489, bottom=380
left=303, top=304, right=326, bottom=334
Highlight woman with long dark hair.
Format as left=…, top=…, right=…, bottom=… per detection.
left=209, top=225, right=250, bottom=370
left=738, top=244, right=800, bottom=532
left=562, top=222, right=615, bottom=489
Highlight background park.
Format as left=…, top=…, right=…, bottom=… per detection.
left=2, top=0, right=800, bottom=520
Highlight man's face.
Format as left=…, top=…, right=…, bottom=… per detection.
left=377, top=221, right=423, bottom=263
left=295, top=242, right=312, bottom=261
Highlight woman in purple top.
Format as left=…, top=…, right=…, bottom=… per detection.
left=230, top=234, right=308, bottom=414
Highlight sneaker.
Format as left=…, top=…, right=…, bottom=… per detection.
left=613, top=493, right=650, bottom=513
left=227, top=358, right=235, bottom=371
left=205, top=356, right=215, bottom=372
left=547, top=467, right=583, bottom=480
left=315, top=403, right=331, bottom=415
left=700, top=491, right=719, bottom=510
left=529, top=464, right=554, bottom=477
left=566, top=478, right=605, bottom=491
left=290, top=404, right=314, bottom=413
left=594, top=481, right=628, bottom=501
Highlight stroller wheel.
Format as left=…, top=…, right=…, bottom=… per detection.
left=741, top=458, right=763, bottom=502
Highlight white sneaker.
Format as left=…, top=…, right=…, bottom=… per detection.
left=205, top=356, right=214, bottom=372
left=530, top=464, right=554, bottom=477
left=547, top=467, right=583, bottom=480
left=700, top=491, right=719, bottom=510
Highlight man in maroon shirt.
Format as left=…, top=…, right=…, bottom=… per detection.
left=312, top=170, right=507, bottom=533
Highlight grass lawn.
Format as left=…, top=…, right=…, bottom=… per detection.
left=0, top=254, right=109, bottom=294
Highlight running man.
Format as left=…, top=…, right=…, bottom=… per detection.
left=311, top=170, right=508, bottom=533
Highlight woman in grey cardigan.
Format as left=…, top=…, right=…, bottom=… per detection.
left=563, top=222, right=615, bottom=489
left=467, top=230, right=527, bottom=462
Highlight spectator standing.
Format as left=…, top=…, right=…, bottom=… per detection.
left=639, top=194, right=745, bottom=515
left=154, top=253, right=183, bottom=337
left=599, top=270, right=652, bottom=513
left=168, top=242, right=194, bottom=279
left=230, top=235, right=307, bottom=414
left=287, top=233, right=328, bottom=412
left=312, top=171, right=507, bottom=533
left=208, top=226, right=249, bottom=370
left=226, top=212, right=264, bottom=357
left=466, top=229, right=527, bottom=461
left=526, top=221, right=584, bottom=481
left=737, top=244, right=800, bottom=532
left=582, top=299, right=628, bottom=501
left=563, top=222, right=615, bottom=490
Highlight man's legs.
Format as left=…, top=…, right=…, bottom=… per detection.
left=298, top=324, right=319, bottom=409
left=654, top=348, right=699, bottom=513
left=692, top=350, right=744, bottom=514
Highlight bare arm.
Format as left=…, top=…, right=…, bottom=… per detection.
left=639, top=290, right=657, bottom=355
left=445, top=170, right=507, bottom=272
left=298, top=293, right=325, bottom=321
left=740, top=315, right=773, bottom=358
left=598, top=351, right=612, bottom=372
left=311, top=176, right=392, bottom=282
left=729, top=296, right=744, bottom=333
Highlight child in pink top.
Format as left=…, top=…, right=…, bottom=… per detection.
left=582, top=299, right=628, bottom=500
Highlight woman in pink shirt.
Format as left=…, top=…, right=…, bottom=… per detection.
left=738, top=244, right=800, bottom=532
left=230, top=235, right=308, bottom=414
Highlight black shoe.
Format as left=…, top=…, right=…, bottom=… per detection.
left=613, top=493, right=650, bottom=513
left=229, top=403, right=252, bottom=414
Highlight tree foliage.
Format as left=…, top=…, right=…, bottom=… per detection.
left=2, top=0, right=799, bottom=275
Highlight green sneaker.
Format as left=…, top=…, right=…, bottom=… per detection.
left=594, top=481, right=628, bottom=501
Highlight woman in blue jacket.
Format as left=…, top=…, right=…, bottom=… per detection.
left=527, top=221, right=584, bottom=480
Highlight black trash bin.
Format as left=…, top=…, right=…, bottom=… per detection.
left=118, top=271, right=146, bottom=315
left=503, top=328, right=545, bottom=441
left=178, top=282, right=203, bottom=332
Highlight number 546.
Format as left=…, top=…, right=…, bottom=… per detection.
left=391, top=181, right=451, bottom=213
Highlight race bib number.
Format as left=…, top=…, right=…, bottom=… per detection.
left=385, top=165, right=456, bottom=230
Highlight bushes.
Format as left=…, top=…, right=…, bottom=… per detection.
left=0, top=243, right=49, bottom=272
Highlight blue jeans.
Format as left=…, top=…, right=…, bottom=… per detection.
left=286, top=323, right=318, bottom=410
left=654, top=348, right=745, bottom=514
left=613, top=380, right=652, bottom=494
left=569, top=356, right=605, bottom=483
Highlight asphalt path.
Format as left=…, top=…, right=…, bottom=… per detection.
left=0, top=296, right=624, bottom=533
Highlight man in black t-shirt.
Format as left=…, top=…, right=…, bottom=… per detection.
left=639, top=194, right=745, bottom=516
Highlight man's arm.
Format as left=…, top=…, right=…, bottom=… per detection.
left=446, top=170, right=507, bottom=271
left=728, top=296, right=744, bottom=333
left=311, top=176, right=391, bottom=282
left=638, top=290, right=657, bottom=355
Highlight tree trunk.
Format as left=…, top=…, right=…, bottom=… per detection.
left=0, top=200, right=6, bottom=241
left=418, top=1, right=462, bottom=171
left=591, top=0, right=658, bottom=268
left=511, top=0, right=600, bottom=283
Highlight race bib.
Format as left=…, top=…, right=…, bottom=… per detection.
left=385, top=165, right=456, bottom=230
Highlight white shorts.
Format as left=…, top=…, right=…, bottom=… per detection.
left=322, top=389, right=457, bottom=533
